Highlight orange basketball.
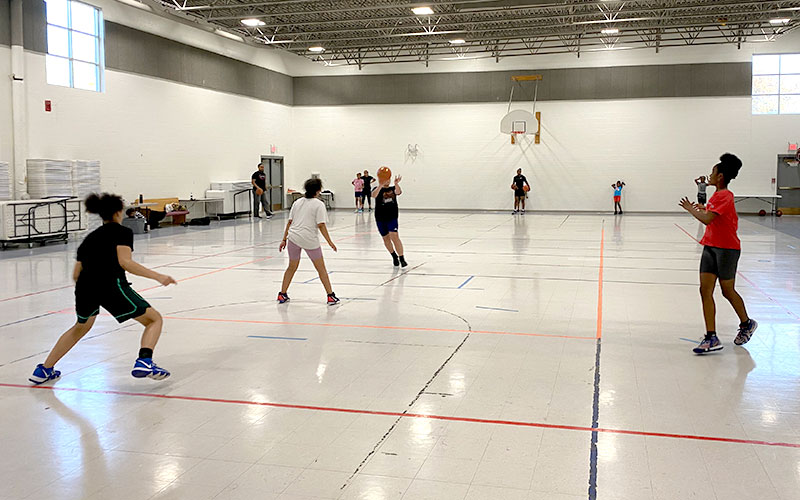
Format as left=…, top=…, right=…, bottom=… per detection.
left=523, top=185, right=530, bottom=192
left=377, top=166, right=392, bottom=184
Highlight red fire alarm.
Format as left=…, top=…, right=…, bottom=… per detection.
left=44, top=100, right=52, bottom=112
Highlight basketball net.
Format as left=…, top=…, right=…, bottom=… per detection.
left=511, top=132, right=523, bottom=145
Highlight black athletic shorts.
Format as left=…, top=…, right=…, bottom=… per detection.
left=515, top=189, right=526, bottom=198
left=700, top=246, right=740, bottom=281
left=697, top=193, right=707, bottom=204
left=75, top=278, right=151, bottom=323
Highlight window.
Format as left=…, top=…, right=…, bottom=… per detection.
left=752, top=54, right=800, bottom=115
left=45, top=0, right=104, bottom=92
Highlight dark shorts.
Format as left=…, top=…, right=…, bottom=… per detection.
left=697, top=193, right=707, bottom=204
left=75, top=278, right=151, bottom=323
left=360, top=190, right=369, bottom=199
left=376, top=219, right=399, bottom=237
left=515, top=189, right=525, bottom=198
left=700, top=246, right=741, bottom=281
left=355, top=192, right=362, bottom=200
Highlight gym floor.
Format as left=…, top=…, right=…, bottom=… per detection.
left=0, top=211, right=798, bottom=500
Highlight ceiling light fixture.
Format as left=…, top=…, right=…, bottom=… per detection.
left=769, top=18, right=790, bottom=25
left=214, top=29, right=244, bottom=42
left=601, top=28, right=620, bottom=34
left=308, top=46, right=325, bottom=52
left=241, top=18, right=266, bottom=27
left=449, top=38, right=466, bottom=44
left=116, top=0, right=152, bottom=11
left=412, top=6, right=434, bottom=15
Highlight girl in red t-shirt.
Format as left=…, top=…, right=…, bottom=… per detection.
left=679, top=153, right=757, bottom=354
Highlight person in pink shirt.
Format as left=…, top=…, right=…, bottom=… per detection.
left=352, top=173, right=365, bottom=213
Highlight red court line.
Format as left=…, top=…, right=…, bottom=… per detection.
left=45, top=256, right=275, bottom=314
left=151, top=245, right=265, bottom=269
left=2, top=382, right=797, bottom=449
left=0, top=285, right=73, bottom=303
left=160, top=315, right=596, bottom=340
left=139, top=257, right=273, bottom=292
left=674, top=222, right=800, bottom=322
left=674, top=223, right=701, bottom=243
left=736, top=272, right=800, bottom=322
left=0, top=245, right=273, bottom=303
left=596, top=226, right=605, bottom=339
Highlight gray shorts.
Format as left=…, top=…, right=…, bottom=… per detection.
left=700, top=246, right=740, bottom=280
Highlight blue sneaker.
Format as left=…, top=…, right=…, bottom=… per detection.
left=131, top=358, right=170, bottom=380
left=29, top=364, right=60, bottom=385
left=734, top=319, right=758, bottom=346
left=693, top=335, right=723, bottom=354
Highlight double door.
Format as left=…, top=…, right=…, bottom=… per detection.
left=260, top=156, right=284, bottom=211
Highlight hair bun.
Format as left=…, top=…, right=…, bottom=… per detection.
left=84, top=193, right=102, bottom=214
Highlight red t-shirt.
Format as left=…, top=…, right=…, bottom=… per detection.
left=700, top=189, right=740, bottom=250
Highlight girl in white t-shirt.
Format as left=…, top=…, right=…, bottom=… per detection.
left=278, top=179, right=339, bottom=305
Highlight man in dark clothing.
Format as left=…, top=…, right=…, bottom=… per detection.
left=362, top=170, right=375, bottom=211
left=511, top=168, right=531, bottom=214
left=251, top=163, right=272, bottom=218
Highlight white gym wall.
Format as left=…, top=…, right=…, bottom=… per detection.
left=1, top=0, right=799, bottom=211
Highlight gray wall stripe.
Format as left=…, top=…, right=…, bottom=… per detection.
left=1, top=0, right=11, bottom=47
left=293, top=62, right=751, bottom=106
left=104, top=22, right=293, bottom=106
left=14, top=0, right=750, bottom=106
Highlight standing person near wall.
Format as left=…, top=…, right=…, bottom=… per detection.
left=511, top=168, right=531, bottom=214
left=695, top=175, right=708, bottom=205
left=372, top=169, right=407, bottom=267
left=277, top=179, right=340, bottom=306
left=352, top=173, right=365, bottom=213
left=613, top=181, right=625, bottom=214
left=29, top=193, right=176, bottom=385
left=251, top=163, right=273, bottom=219
left=362, top=170, right=375, bottom=212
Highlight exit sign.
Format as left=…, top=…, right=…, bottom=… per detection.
left=790, top=143, right=798, bottom=152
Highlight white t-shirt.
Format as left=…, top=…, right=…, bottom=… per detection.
left=288, top=197, right=328, bottom=249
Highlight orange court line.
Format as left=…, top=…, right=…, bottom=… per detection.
left=596, top=225, right=605, bottom=339
left=160, top=315, right=597, bottom=340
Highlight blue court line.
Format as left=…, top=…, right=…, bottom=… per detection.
left=0, top=311, right=58, bottom=329
left=475, top=305, right=519, bottom=313
left=588, top=337, right=602, bottom=500
left=248, top=335, right=307, bottom=341
left=302, top=271, right=333, bottom=284
left=457, top=275, right=475, bottom=289
left=679, top=337, right=698, bottom=344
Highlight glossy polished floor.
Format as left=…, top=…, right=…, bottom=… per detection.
left=1, top=211, right=799, bottom=500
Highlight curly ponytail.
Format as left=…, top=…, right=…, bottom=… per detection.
left=85, top=193, right=124, bottom=221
